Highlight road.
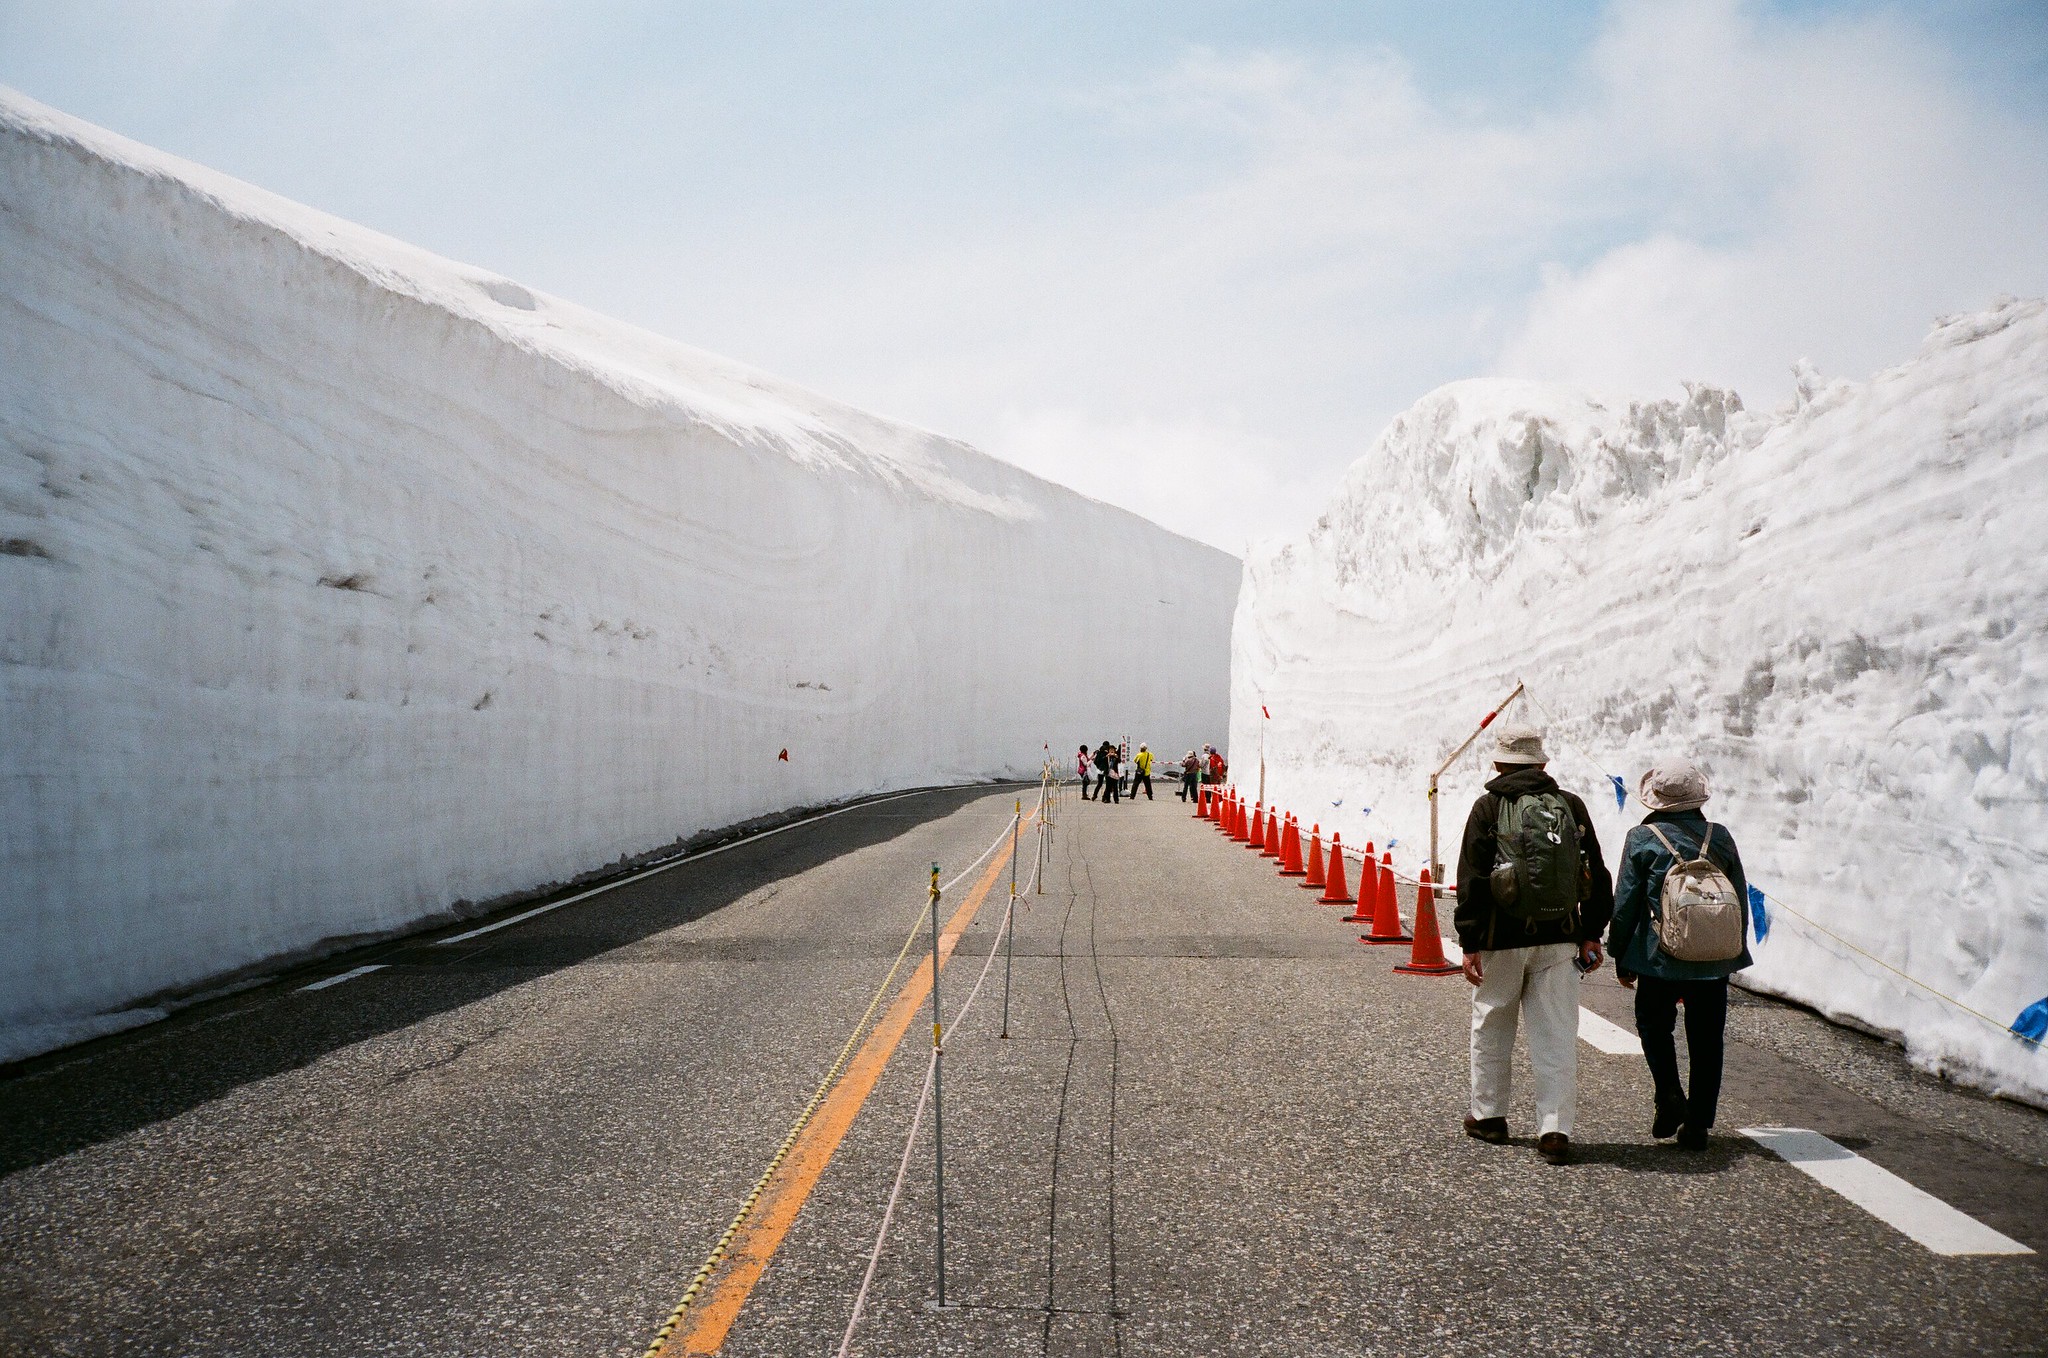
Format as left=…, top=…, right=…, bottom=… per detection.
left=3, top=784, right=2044, bottom=1356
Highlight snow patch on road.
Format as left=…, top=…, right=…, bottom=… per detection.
left=1231, top=299, right=2048, bottom=1105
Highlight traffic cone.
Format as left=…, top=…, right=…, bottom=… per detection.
left=1362, top=851, right=1412, bottom=944
left=1395, top=870, right=1462, bottom=975
left=1319, top=832, right=1354, bottom=905
left=1279, top=815, right=1306, bottom=876
left=1196, top=785, right=1210, bottom=819
left=1261, top=809, right=1284, bottom=858
left=1342, top=841, right=1376, bottom=921
left=1231, top=795, right=1249, bottom=842
left=1301, top=825, right=1326, bottom=889
left=1247, top=802, right=1266, bottom=851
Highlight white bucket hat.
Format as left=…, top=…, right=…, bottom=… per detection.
left=1492, top=723, right=1550, bottom=765
left=1639, top=759, right=1710, bottom=812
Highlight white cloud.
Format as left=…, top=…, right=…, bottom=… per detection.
left=742, top=2, right=2048, bottom=551
left=1497, top=0, right=2048, bottom=402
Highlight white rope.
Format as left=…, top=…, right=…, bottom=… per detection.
left=939, top=811, right=1019, bottom=895
left=835, top=843, right=1041, bottom=1355
left=835, top=1051, right=937, bottom=1358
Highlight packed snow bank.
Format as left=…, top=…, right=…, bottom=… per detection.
left=0, top=89, right=1238, bottom=1063
left=1232, top=300, right=2048, bottom=1105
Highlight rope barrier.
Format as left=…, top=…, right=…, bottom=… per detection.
left=642, top=808, right=1022, bottom=1358
left=836, top=814, right=1047, bottom=1354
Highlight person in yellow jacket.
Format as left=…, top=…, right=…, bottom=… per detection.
left=1132, top=744, right=1154, bottom=800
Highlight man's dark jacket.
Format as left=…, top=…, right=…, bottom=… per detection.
left=1454, top=766, right=1615, bottom=953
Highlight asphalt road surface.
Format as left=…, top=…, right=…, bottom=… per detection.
left=3, top=784, right=2044, bottom=1356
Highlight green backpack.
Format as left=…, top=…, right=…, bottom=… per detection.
left=1489, top=792, right=1583, bottom=922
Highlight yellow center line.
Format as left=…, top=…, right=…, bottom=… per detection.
left=672, top=809, right=1033, bottom=1355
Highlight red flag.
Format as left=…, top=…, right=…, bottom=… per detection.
left=1261, top=705, right=1271, bottom=719
left=778, top=748, right=789, bottom=761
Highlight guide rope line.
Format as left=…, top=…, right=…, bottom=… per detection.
left=837, top=846, right=1043, bottom=1356
left=641, top=809, right=1020, bottom=1358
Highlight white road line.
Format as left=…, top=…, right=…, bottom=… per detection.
left=299, top=964, right=387, bottom=992
left=1578, top=1007, right=1643, bottom=1054
left=434, top=784, right=989, bottom=946
left=1741, top=1126, right=2034, bottom=1256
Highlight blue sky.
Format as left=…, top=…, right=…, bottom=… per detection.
left=4, top=1, right=2044, bottom=551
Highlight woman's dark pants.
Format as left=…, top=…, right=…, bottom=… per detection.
left=1634, top=976, right=1728, bottom=1130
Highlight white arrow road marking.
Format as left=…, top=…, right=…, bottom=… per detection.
left=1741, top=1126, right=2033, bottom=1256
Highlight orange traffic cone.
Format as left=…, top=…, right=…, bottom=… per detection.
left=1247, top=802, right=1267, bottom=851
left=1319, top=832, right=1354, bottom=905
left=1279, top=815, right=1306, bottom=876
left=1301, top=825, right=1326, bottom=889
left=1362, top=851, right=1412, bottom=944
left=1195, top=785, right=1209, bottom=819
left=1232, top=795, right=1249, bottom=842
left=1342, top=841, right=1376, bottom=921
left=1261, top=809, right=1283, bottom=858
left=1395, top=870, right=1462, bottom=975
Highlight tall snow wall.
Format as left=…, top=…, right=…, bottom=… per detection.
left=0, top=91, right=1239, bottom=1062
left=1231, top=299, right=2048, bottom=1105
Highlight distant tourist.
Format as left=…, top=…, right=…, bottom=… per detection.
left=1206, top=745, right=1227, bottom=785
left=1077, top=743, right=1095, bottom=800
left=1095, top=741, right=1121, bottom=804
left=1606, top=759, right=1752, bottom=1152
left=1132, top=744, right=1154, bottom=800
left=1454, top=724, right=1614, bottom=1166
left=1179, top=749, right=1200, bottom=801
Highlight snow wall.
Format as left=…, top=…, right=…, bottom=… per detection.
left=1230, top=299, right=2048, bottom=1105
left=0, top=90, right=1239, bottom=1062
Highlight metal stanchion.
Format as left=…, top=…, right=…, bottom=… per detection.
left=926, top=862, right=951, bottom=1310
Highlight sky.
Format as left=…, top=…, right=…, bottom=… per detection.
left=3, top=0, right=2045, bottom=553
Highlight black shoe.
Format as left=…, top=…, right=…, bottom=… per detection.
left=1537, top=1132, right=1572, bottom=1165
left=1676, top=1125, right=1709, bottom=1151
left=1463, top=1115, right=1508, bottom=1144
left=1652, top=1100, right=1686, bottom=1140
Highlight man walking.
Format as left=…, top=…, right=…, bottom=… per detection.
left=1132, top=744, right=1154, bottom=800
left=1454, top=724, right=1613, bottom=1165
left=1179, top=749, right=1200, bottom=801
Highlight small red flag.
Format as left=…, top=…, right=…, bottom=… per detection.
left=778, top=748, right=789, bottom=761
left=1262, top=705, right=1271, bottom=719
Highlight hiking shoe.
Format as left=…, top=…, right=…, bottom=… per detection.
left=1676, top=1125, right=1709, bottom=1151
left=1652, top=1100, right=1686, bottom=1140
left=1537, top=1132, right=1571, bottom=1165
left=1463, top=1115, right=1508, bottom=1144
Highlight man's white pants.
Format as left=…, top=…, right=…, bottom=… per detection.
left=1470, top=942, right=1580, bottom=1137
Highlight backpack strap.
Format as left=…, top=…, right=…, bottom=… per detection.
left=1644, top=823, right=1679, bottom=859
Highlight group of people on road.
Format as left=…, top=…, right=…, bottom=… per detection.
left=1454, top=723, right=1750, bottom=1166
left=1077, top=741, right=1226, bottom=804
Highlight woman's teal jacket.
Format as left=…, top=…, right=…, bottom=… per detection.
left=1606, top=809, right=1754, bottom=982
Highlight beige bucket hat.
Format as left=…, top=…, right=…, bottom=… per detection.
left=1639, top=759, right=1710, bottom=812
left=1492, top=723, right=1550, bottom=765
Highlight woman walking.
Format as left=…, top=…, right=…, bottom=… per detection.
left=1606, top=759, right=1752, bottom=1151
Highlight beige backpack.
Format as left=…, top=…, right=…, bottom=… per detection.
left=1644, top=823, right=1744, bottom=962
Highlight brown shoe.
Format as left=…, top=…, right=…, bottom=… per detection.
left=1537, top=1132, right=1571, bottom=1164
left=1463, top=1115, right=1508, bottom=1144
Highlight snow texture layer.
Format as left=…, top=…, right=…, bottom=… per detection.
left=1232, top=300, right=2048, bottom=1105
left=0, top=90, right=1238, bottom=1062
